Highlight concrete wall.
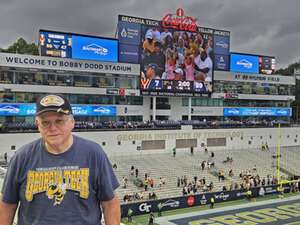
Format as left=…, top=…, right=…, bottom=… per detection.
left=0, top=127, right=299, bottom=157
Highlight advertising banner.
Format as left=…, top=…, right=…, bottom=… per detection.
left=120, top=186, right=279, bottom=217
left=230, top=53, right=259, bottom=74
left=118, top=21, right=141, bottom=45
left=0, top=104, right=36, bottom=116
left=0, top=104, right=116, bottom=116
left=224, top=107, right=292, bottom=117
left=71, top=105, right=116, bottom=116
left=214, top=54, right=229, bottom=71
left=119, top=44, right=139, bottom=63
left=72, top=35, right=118, bottom=62
left=214, top=35, right=230, bottom=55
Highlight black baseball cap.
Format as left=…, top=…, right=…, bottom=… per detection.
left=36, top=94, right=72, bottom=116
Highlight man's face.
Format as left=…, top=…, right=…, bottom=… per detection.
left=146, top=67, right=156, bottom=79
left=200, top=50, right=207, bottom=61
left=35, top=112, right=74, bottom=149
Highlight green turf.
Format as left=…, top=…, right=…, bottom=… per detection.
left=121, top=192, right=300, bottom=225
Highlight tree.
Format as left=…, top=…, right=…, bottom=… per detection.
left=276, top=61, right=300, bottom=75
left=1, top=38, right=39, bottom=55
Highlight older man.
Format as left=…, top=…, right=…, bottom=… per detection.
left=0, top=94, right=120, bottom=225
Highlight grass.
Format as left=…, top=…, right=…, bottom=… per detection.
left=121, top=192, right=300, bottom=225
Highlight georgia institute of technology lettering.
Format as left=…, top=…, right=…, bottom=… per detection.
left=25, top=168, right=89, bottom=206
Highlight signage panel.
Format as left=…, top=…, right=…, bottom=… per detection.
left=0, top=53, right=139, bottom=75
left=224, top=107, right=292, bottom=117
left=230, top=53, right=259, bottom=74
left=118, top=21, right=141, bottom=45
left=214, top=54, right=229, bottom=71
left=72, top=35, right=118, bottom=62
left=0, top=104, right=36, bottom=116
left=0, top=104, right=116, bottom=116
left=119, top=44, right=139, bottom=63
left=214, top=35, right=230, bottom=55
left=71, top=105, right=116, bottom=116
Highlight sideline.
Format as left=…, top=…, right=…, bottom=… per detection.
left=155, top=195, right=300, bottom=225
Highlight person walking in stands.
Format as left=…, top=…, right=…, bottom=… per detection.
left=135, top=168, right=139, bottom=178
left=148, top=212, right=155, bottom=225
left=0, top=94, right=120, bottom=225
left=190, top=146, right=194, bottom=155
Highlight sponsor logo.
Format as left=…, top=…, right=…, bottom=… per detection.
left=226, top=108, right=239, bottom=114
left=236, top=192, right=247, bottom=197
left=121, top=28, right=127, bottom=38
left=82, top=44, right=108, bottom=55
left=162, top=199, right=180, bottom=208
left=200, top=195, right=207, bottom=205
left=187, top=196, right=195, bottom=206
left=276, top=109, right=288, bottom=115
left=214, top=192, right=230, bottom=201
left=219, top=56, right=225, bottom=63
left=265, top=187, right=277, bottom=194
left=259, top=187, right=265, bottom=196
left=139, top=202, right=151, bottom=212
left=93, top=107, right=111, bottom=114
left=236, top=59, right=253, bottom=69
left=216, top=41, right=229, bottom=49
left=0, top=105, right=20, bottom=113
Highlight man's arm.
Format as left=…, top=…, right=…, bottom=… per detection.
left=101, top=195, right=121, bottom=225
left=0, top=200, right=18, bottom=225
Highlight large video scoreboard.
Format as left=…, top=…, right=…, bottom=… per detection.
left=118, top=9, right=230, bottom=97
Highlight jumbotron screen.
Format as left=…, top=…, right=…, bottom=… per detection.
left=259, top=55, right=276, bottom=75
left=118, top=11, right=230, bottom=97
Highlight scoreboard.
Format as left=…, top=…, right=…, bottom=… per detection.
left=140, top=79, right=210, bottom=96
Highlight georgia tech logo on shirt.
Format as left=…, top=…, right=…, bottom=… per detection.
left=47, top=183, right=66, bottom=206
left=25, top=168, right=89, bottom=206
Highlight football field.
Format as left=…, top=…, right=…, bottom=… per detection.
left=121, top=193, right=300, bottom=225
left=155, top=195, right=300, bottom=225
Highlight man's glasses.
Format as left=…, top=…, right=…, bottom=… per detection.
left=37, top=118, right=70, bottom=129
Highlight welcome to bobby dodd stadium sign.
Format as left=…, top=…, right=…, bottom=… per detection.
left=0, top=52, right=139, bottom=75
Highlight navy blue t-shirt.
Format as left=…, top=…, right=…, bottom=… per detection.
left=1, top=135, right=119, bottom=225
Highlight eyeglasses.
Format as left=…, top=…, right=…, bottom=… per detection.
left=37, top=118, right=70, bottom=129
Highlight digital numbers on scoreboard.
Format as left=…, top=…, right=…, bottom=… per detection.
left=140, top=79, right=162, bottom=90
left=174, top=80, right=192, bottom=92
left=162, top=80, right=174, bottom=91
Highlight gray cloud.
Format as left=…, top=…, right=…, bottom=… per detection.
left=0, top=0, right=300, bottom=69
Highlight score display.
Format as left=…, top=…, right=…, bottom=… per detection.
left=141, top=79, right=210, bottom=96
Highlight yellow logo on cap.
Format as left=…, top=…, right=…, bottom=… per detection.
left=40, top=95, right=64, bottom=107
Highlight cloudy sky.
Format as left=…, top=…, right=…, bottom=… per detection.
left=0, top=0, right=299, bottom=69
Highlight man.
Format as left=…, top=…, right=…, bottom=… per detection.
left=194, top=48, right=213, bottom=82
left=143, top=42, right=165, bottom=78
left=148, top=212, right=154, bottom=225
left=0, top=94, right=120, bottom=225
left=210, top=196, right=215, bottom=209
